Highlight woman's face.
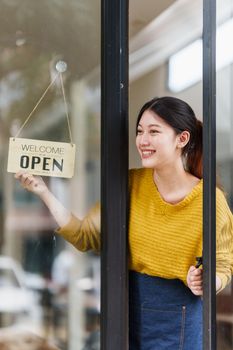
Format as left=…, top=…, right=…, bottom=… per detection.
left=136, top=110, right=182, bottom=170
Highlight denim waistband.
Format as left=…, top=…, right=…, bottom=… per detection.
left=129, top=270, right=199, bottom=306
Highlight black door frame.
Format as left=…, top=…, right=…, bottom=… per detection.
left=101, top=0, right=217, bottom=349
left=101, top=0, right=129, bottom=350
left=203, top=0, right=217, bottom=349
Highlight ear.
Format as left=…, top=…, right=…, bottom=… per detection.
left=176, top=131, right=190, bottom=149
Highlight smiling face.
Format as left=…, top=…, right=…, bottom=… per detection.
left=136, top=110, right=184, bottom=170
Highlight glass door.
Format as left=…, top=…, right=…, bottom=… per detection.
left=0, top=1, right=101, bottom=349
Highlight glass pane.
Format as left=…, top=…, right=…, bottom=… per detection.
left=129, top=0, right=203, bottom=348
left=0, top=1, right=100, bottom=349
left=216, top=1, right=233, bottom=349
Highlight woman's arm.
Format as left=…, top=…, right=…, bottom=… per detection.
left=215, top=189, right=233, bottom=293
left=187, top=189, right=233, bottom=296
left=15, top=172, right=72, bottom=227
left=15, top=172, right=101, bottom=252
left=216, top=275, right=222, bottom=292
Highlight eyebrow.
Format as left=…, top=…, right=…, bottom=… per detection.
left=138, top=123, right=162, bottom=128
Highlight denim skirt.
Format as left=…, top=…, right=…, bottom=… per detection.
left=129, top=271, right=202, bottom=350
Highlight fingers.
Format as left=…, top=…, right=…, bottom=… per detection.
left=14, top=172, right=38, bottom=189
left=15, top=171, right=31, bottom=183
left=188, top=267, right=202, bottom=280
left=14, top=171, right=47, bottom=197
left=14, top=171, right=25, bottom=180
left=187, top=266, right=203, bottom=296
left=191, top=289, right=203, bottom=296
left=14, top=171, right=32, bottom=180
left=189, top=279, right=202, bottom=287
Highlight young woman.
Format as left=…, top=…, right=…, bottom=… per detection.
left=15, top=96, right=233, bottom=350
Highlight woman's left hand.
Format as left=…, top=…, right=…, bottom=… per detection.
left=187, top=266, right=203, bottom=296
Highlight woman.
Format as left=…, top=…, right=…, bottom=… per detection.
left=15, top=96, right=233, bottom=350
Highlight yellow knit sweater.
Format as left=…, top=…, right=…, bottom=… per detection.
left=56, top=168, right=233, bottom=291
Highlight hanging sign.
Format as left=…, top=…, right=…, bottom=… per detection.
left=7, top=62, right=76, bottom=179
left=7, top=137, right=76, bottom=178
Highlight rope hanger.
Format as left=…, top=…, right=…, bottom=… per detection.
left=14, top=61, right=73, bottom=145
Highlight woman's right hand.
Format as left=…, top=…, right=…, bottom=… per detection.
left=15, top=171, right=72, bottom=228
left=14, top=171, right=49, bottom=197
left=186, top=266, right=203, bottom=296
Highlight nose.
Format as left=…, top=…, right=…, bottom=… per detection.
left=139, top=131, right=150, bottom=145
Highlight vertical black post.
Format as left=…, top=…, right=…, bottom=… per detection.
left=101, top=0, right=129, bottom=350
left=203, top=0, right=216, bottom=349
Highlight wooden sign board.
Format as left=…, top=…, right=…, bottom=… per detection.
left=7, top=137, right=76, bottom=178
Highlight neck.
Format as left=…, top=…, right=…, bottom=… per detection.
left=152, top=160, right=201, bottom=204
left=153, top=161, right=192, bottom=193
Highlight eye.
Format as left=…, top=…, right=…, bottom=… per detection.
left=150, top=129, right=159, bottom=135
left=136, top=128, right=143, bottom=135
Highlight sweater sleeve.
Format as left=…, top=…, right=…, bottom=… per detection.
left=55, top=202, right=101, bottom=253
left=54, top=170, right=133, bottom=253
left=216, top=190, right=233, bottom=292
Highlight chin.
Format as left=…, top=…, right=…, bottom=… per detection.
left=141, top=159, right=156, bottom=168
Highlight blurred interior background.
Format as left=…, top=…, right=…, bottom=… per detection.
left=0, top=0, right=232, bottom=349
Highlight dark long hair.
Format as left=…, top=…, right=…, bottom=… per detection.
left=136, top=96, right=203, bottom=179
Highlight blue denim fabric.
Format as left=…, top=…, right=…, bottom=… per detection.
left=129, top=271, right=202, bottom=350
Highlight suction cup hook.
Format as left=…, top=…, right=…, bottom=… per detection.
left=55, top=60, right=68, bottom=73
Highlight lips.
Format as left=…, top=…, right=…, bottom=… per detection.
left=141, top=150, right=156, bottom=159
